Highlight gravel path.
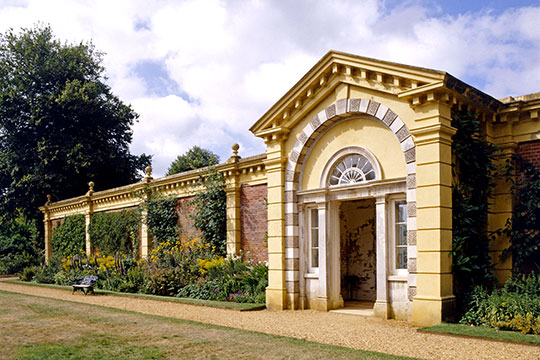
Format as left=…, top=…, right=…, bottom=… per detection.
left=1, top=281, right=538, bottom=360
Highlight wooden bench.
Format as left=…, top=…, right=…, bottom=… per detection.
left=72, top=275, right=98, bottom=295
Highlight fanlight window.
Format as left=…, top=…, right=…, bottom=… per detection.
left=328, top=154, right=375, bottom=186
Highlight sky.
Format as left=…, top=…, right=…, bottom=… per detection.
left=0, top=0, right=539, bottom=177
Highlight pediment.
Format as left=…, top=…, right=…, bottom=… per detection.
left=250, top=50, right=501, bottom=139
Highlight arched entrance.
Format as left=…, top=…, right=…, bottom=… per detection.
left=285, top=98, right=417, bottom=319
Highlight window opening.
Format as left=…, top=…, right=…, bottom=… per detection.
left=395, top=201, right=407, bottom=270
left=329, top=154, right=375, bottom=186
left=309, top=208, right=319, bottom=271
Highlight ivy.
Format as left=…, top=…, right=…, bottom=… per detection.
left=89, top=210, right=140, bottom=256
left=190, top=169, right=227, bottom=256
left=146, top=196, right=179, bottom=246
left=51, top=214, right=85, bottom=257
left=500, top=155, right=540, bottom=272
left=451, top=107, right=498, bottom=298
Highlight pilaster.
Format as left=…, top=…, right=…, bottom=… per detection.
left=411, top=102, right=456, bottom=326
left=84, top=182, right=94, bottom=257
left=265, top=138, right=287, bottom=310
left=225, top=144, right=242, bottom=256
left=140, top=167, right=153, bottom=258
left=374, top=195, right=390, bottom=318
left=486, top=121, right=515, bottom=284
left=43, top=201, right=53, bottom=263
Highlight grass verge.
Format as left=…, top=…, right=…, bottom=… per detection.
left=0, top=290, right=415, bottom=360
left=418, top=322, right=540, bottom=346
left=1, top=279, right=265, bottom=311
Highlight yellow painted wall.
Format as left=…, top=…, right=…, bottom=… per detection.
left=301, top=117, right=406, bottom=190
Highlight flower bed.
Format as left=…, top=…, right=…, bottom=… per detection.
left=460, top=273, right=540, bottom=334
left=20, top=238, right=267, bottom=304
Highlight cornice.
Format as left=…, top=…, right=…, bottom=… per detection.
left=41, top=153, right=267, bottom=219
left=251, top=50, right=446, bottom=138
left=250, top=51, right=507, bottom=138
left=495, top=94, right=540, bottom=124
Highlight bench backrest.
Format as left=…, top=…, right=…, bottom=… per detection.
left=80, top=275, right=98, bottom=285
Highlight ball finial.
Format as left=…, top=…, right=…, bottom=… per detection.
left=232, top=143, right=240, bottom=156
left=86, top=181, right=95, bottom=196
left=145, top=166, right=152, bottom=177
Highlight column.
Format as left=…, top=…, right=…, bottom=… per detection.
left=374, top=195, right=389, bottom=318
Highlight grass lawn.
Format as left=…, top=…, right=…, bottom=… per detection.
left=418, top=323, right=540, bottom=346
left=3, top=279, right=265, bottom=311
left=0, top=290, right=416, bottom=360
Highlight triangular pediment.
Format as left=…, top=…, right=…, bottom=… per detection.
left=250, top=51, right=501, bottom=138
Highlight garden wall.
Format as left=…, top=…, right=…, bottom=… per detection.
left=176, top=196, right=201, bottom=241
left=240, top=184, right=268, bottom=263
left=40, top=153, right=267, bottom=262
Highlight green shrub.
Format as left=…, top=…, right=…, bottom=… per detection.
left=89, top=210, right=140, bottom=256
left=461, top=273, right=540, bottom=334
left=503, top=272, right=540, bottom=297
left=145, top=268, right=187, bottom=296
left=19, top=266, right=38, bottom=281
left=33, top=256, right=63, bottom=284
left=51, top=215, right=85, bottom=257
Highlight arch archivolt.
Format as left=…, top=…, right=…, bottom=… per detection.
left=283, top=97, right=418, bottom=310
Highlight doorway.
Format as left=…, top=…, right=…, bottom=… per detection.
left=339, top=199, right=376, bottom=305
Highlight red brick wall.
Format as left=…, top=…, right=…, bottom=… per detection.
left=517, top=140, right=540, bottom=170
left=240, top=184, right=268, bottom=263
left=176, top=196, right=201, bottom=241
left=51, top=218, right=63, bottom=230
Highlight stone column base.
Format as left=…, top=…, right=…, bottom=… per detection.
left=266, top=287, right=287, bottom=310
left=412, top=295, right=456, bottom=326
left=373, top=300, right=390, bottom=319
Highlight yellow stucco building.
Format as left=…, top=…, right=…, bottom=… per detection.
left=41, top=51, right=540, bottom=326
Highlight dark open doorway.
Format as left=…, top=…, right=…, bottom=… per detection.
left=339, top=198, right=376, bottom=303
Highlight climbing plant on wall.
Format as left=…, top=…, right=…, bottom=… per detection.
left=146, top=195, right=179, bottom=246
left=51, top=214, right=85, bottom=257
left=89, top=210, right=140, bottom=256
left=451, top=107, right=498, bottom=298
left=500, top=154, right=540, bottom=272
left=190, top=169, right=227, bottom=256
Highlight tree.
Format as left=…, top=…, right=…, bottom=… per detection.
left=0, top=25, right=150, bottom=219
left=166, top=146, right=219, bottom=176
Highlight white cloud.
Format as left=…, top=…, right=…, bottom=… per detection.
left=0, top=0, right=538, bottom=177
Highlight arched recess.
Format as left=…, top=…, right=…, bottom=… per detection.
left=283, top=98, right=417, bottom=309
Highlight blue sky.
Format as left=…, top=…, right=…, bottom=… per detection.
left=0, top=0, right=539, bottom=177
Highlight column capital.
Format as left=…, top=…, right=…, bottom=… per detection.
left=410, top=123, right=456, bottom=146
